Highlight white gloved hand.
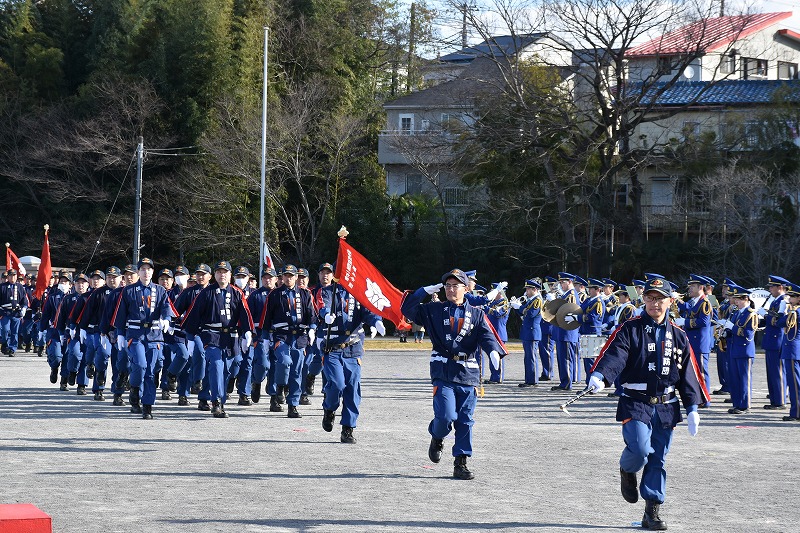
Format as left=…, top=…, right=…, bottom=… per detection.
left=489, top=350, right=501, bottom=369
left=240, top=331, right=252, bottom=353
left=587, top=373, right=606, bottom=394
left=724, top=320, right=734, bottom=330
left=324, top=312, right=336, bottom=325
left=116, top=337, right=125, bottom=351
left=375, top=321, right=386, bottom=336
left=100, top=335, right=110, bottom=352
left=186, top=339, right=195, bottom=356
left=159, top=318, right=171, bottom=333
left=545, top=292, right=555, bottom=302
left=687, top=411, right=700, bottom=437
left=510, top=297, right=522, bottom=310
left=79, top=329, right=87, bottom=344
left=60, top=335, right=68, bottom=345
left=423, top=283, right=443, bottom=295
left=485, top=288, right=499, bottom=300
left=563, top=314, right=577, bottom=324
left=756, top=308, right=767, bottom=317
left=674, top=317, right=685, bottom=327
left=307, top=329, right=316, bottom=344
left=670, top=291, right=681, bottom=299
left=370, top=326, right=378, bottom=339
left=67, top=327, right=76, bottom=339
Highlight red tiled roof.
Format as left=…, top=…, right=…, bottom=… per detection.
left=627, top=12, right=793, bottom=57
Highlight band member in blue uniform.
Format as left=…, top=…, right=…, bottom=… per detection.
left=551, top=272, right=581, bottom=391
left=711, top=279, right=734, bottom=396
left=723, top=284, right=757, bottom=414
left=777, top=282, right=800, bottom=421
left=259, top=264, right=317, bottom=417
left=577, top=278, right=606, bottom=382
left=183, top=261, right=253, bottom=418
left=539, top=276, right=558, bottom=381
left=485, top=283, right=510, bottom=383
left=111, top=258, right=173, bottom=419
left=248, top=267, right=277, bottom=404
left=0, top=269, right=31, bottom=356
left=587, top=276, right=709, bottom=531
left=678, top=274, right=714, bottom=403
left=402, top=268, right=508, bottom=480
left=511, top=279, right=543, bottom=387
left=318, top=282, right=385, bottom=443
left=759, top=275, right=789, bottom=410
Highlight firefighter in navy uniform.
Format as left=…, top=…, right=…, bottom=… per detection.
left=247, top=267, right=278, bottom=404
left=78, top=268, right=117, bottom=401
left=41, top=272, right=73, bottom=388
left=58, top=273, right=90, bottom=392
left=0, top=269, right=31, bottom=356
left=587, top=277, right=710, bottom=531
left=402, top=268, right=508, bottom=480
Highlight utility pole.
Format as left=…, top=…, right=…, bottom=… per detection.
left=406, top=2, right=416, bottom=94
left=133, top=136, right=143, bottom=265
left=461, top=2, right=468, bottom=48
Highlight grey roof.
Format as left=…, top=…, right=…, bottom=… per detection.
left=440, top=34, right=550, bottom=62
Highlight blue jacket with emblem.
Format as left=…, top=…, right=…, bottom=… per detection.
left=183, top=283, right=252, bottom=352
left=515, top=294, right=542, bottom=342
left=679, top=295, right=714, bottom=354
left=260, top=284, right=317, bottom=342
left=551, top=289, right=580, bottom=342
left=318, top=284, right=380, bottom=356
left=579, top=295, right=605, bottom=335
left=777, top=306, right=800, bottom=360
left=762, top=295, right=787, bottom=351
left=727, top=306, right=757, bottom=359
left=111, top=281, right=173, bottom=342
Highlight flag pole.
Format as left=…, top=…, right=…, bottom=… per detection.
left=324, top=226, right=349, bottom=351
left=259, top=26, right=269, bottom=278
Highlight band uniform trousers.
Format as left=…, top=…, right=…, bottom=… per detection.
left=764, top=348, right=787, bottom=407
left=522, top=340, right=540, bottom=384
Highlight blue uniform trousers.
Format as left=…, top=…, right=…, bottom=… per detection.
left=430, top=379, right=478, bottom=457
left=1, top=315, right=21, bottom=351
left=785, top=360, right=800, bottom=419
left=301, top=344, right=323, bottom=390
left=46, top=330, right=64, bottom=371
left=205, top=345, right=234, bottom=403
left=159, top=344, right=173, bottom=391
left=165, top=340, right=191, bottom=397
left=20, top=318, right=35, bottom=347
left=620, top=408, right=674, bottom=504
left=555, top=341, right=577, bottom=389
left=236, top=347, right=254, bottom=396
left=715, top=347, right=729, bottom=392
left=35, top=324, right=46, bottom=348
left=522, top=340, right=540, bottom=385
left=539, top=335, right=554, bottom=378
left=698, top=351, right=711, bottom=395
left=67, top=338, right=90, bottom=387
left=89, top=334, right=110, bottom=392
left=764, top=349, right=787, bottom=407
left=272, top=337, right=305, bottom=406
left=189, top=334, right=206, bottom=385
left=127, top=339, right=162, bottom=406
left=322, top=348, right=362, bottom=427
left=729, top=357, right=753, bottom=410
left=251, top=340, right=271, bottom=385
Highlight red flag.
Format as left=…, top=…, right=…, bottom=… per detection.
left=5, top=243, right=26, bottom=276
left=334, top=238, right=406, bottom=326
left=34, top=227, right=52, bottom=300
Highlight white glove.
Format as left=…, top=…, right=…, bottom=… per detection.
left=674, top=317, right=685, bottom=327
left=370, top=326, right=378, bottom=339
left=79, top=329, right=87, bottom=344
left=67, top=327, right=76, bottom=339
left=423, top=283, right=443, bottom=295
left=489, top=350, right=501, bottom=369
left=687, top=411, right=699, bottom=437
left=545, top=292, right=555, bottom=302
left=307, top=329, right=315, bottom=344
left=587, top=373, right=606, bottom=394
left=240, top=331, right=252, bottom=353
left=724, top=320, right=734, bottom=330
left=756, top=308, right=767, bottom=317
left=563, top=314, right=577, bottom=324
left=116, top=337, right=125, bottom=351
left=510, top=297, right=522, bottom=310
left=186, top=339, right=195, bottom=356
left=100, top=335, right=110, bottom=352
left=324, top=313, right=336, bottom=325
left=670, top=291, right=680, bottom=299
left=485, top=288, right=499, bottom=300
left=159, top=318, right=171, bottom=333
left=375, top=321, right=386, bottom=336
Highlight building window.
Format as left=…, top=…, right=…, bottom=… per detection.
left=720, top=54, right=735, bottom=74
left=650, top=177, right=674, bottom=209
left=744, top=120, right=762, bottom=147
left=614, top=184, right=628, bottom=208
left=742, top=58, right=768, bottom=79
left=442, top=186, right=469, bottom=206
left=399, top=114, right=414, bottom=133
left=778, top=61, right=798, bottom=80
left=406, top=174, right=424, bottom=195
left=656, top=56, right=673, bottom=75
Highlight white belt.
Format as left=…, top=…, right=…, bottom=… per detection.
left=623, top=383, right=675, bottom=394
left=272, top=322, right=288, bottom=328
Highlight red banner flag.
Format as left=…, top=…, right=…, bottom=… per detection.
left=34, top=226, right=52, bottom=300
left=334, top=237, right=406, bottom=326
left=5, top=243, right=26, bottom=276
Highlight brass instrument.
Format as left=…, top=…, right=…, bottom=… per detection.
left=487, top=288, right=510, bottom=315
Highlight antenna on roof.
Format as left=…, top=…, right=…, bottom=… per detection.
left=459, top=2, right=479, bottom=48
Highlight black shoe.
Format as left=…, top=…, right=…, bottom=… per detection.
left=276, top=386, right=286, bottom=404
left=251, top=381, right=262, bottom=403
left=305, top=375, right=316, bottom=396
left=167, top=373, right=178, bottom=392
left=190, top=380, right=202, bottom=394
left=25, top=343, right=32, bottom=352
left=96, top=374, right=106, bottom=387
left=428, top=437, right=444, bottom=463
left=212, top=401, right=228, bottom=418
left=226, top=377, right=235, bottom=394
left=453, top=455, right=474, bottom=480
left=76, top=385, right=87, bottom=396
left=727, top=408, right=748, bottom=414
left=198, top=399, right=211, bottom=411
left=59, top=382, right=68, bottom=391
left=49, top=367, right=59, bottom=384
left=36, top=346, right=44, bottom=357
left=782, top=415, right=799, bottom=421
left=712, top=388, right=729, bottom=395
left=620, top=467, right=639, bottom=503
left=68, top=372, right=77, bottom=386
left=287, top=405, right=301, bottom=418
left=642, top=500, right=667, bottom=530
left=723, top=398, right=732, bottom=403
left=518, top=382, right=536, bottom=388
left=161, top=390, right=171, bottom=401
left=93, top=391, right=104, bottom=401
left=341, top=426, right=356, bottom=444
left=112, top=394, right=125, bottom=406
left=86, top=364, right=95, bottom=379
left=178, top=395, right=189, bottom=406
left=764, top=404, right=786, bottom=410
left=238, top=394, right=253, bottom=406
left=550, top=385, right=569, bottom=391
left=322, top=409, right=335, bottom=432
left=270, top=395, right=283, bottom=412
left=142, top=404, right=153, bottom=420
left=7, top=350, right=14, bottom=357
left=118, top=372, right=130, bottom=391
left=299, top=394, right=311, bottom=406
left=129, top=388, right=142, bottom=413
left=540, top=374, right=551, bottom=381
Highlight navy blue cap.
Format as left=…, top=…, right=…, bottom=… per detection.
left=544, top=276, right=557, bottom=283
left=701, top=276, right=717, bottom=286
left=632, top=279, right=645, bottom=287
left=123, top=264, right=137, bottom=274
left=644, top=272, right=665, bottom=281
left=557, top=272, right=574, bottom=282
left=261, top=268, right=277, bottom=278
left=174, top=265, right=189, bottom=276
left=89, top=269, right=106, bottom=280
left=587, top=278, right=604, bottom=289
left=234, top=266, right=250, bottom=277
left=195, top=263, right=212, bottom=275
left=573, top=275, right=588, bottom=287
left=318, top=263, right=334, bottom=273
left=137, top=257, right=155, bottom=269
left=442, top=268, right=469, bottom=286
left=785, top=282, right=800, bottom=296
left=214, top=261, right=232, bottom=272
left=106, top=266, right=121, bottom=277
left=282, top=264, right=299, bottom=276
left=729, top=284, right=751, bottom=298
left=74, top=273, right=90, bottom=283
left=669, top=281, right=679, bottom=292
left=464, top=269, right=477, bottom=281
left=722, top=277, right=736, bottom=288
left=298, top=268, right=309, bottom=278
left=59, top=271, right=74, bottom=282
left=602, top=278, right=617, bottom=287
left=643, top=277, right=670, bottom=297
left=158, top=268, right=174, bottom=278
left=687, top=274, right=705, bottom=285
left=524, top=279, right=541, bottom=289
left=767, top=275, right=790, bottom=286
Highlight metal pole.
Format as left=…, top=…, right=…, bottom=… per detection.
left=133, top=136, right=143, bottom=265
left=259, top=26, right=269, bottom=278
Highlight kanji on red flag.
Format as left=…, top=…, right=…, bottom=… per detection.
left=334, top=237, right=406, bottom=326
left=34, top=226, right=52, bottom=300
left=5, top=243, right=26, bottom=276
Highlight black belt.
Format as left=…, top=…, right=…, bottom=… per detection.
left=324, top=340, right=359, bottom=353
left=202, top=325, right=232, bottom=333
left=623, top=389, right=676, bottom=405
left=274, top=329, right=306, bottom=336
left=128, top=321, right=152, bottom=328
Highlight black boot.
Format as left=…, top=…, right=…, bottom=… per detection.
left=251, top=381, right=262, bottom=403
left=86, top=364, right=95, bottom=379
left=190, top=380, right=202, bottom=394
left=198, top=399, right=211, bottom=411
left=642, top=500, right=667, bottom=530
left=96, top=373, right=106, bottom=387
left=238, top=394, right=253, bottom=406
left=620, top=467, right=639, bottom=503
left=112, top=394, right=125, bottom=406
left=25, top=342, right=32, bottom=352
left=276, top=385, right=287, bottom=404
left=212, top=400, right=228, bottom=418
left=129, top=387, right=142, bottom=414
left=226, top=377, right=235, bottom=394
left=428, top=437, right=444, bottom=463
left=453, top=455, right=474, bottom=480
left=270, top=395, right=283, bottom=412
left=340, top=425, right=356, bottom=444
left=322, top=409, right=335, bottom=432
left=68, top=371, right=77, bottom=386
left=299, top=394, right=311, bottom=405
left=305, top=375, right=316, bottom=396
left=287, top=405, right=301, bottom=418
left=94, top=391, right=105, bottom=401
left=178, top=395, right=189, bottom=406
left=49, top=366, right=59, bottom=384
left=118, top=372, right=130, bottom=391
left=142, top=404, right=153, bottom=420
left=76, top=385, right=86, bottom=395
left=161, top=389, right=171, bottom=401
left=37, top=346, right=44, bottom=357
left=167, top=372, right=178, bottom=392
left=59, top=376, right=68, bottom=391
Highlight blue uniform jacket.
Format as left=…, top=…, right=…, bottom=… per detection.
left=318, top=284, right=379, bottom=356
left=260, top=285, right=317, bottom=342
left=247, top=286, right=271, bottom=337
left=0, top=281, right=30, bottom=318
left=56, top=292, right=84, bottom=335
left=515, top=295, right=542, bottom=342
left=591, top=314, right=710, bottom=428
left=67, top=289, right=93, bottom=330
left=402, top=288, right=507, bottom=387
left=551, top=289, right=580, bottom=342
left=727, top=307, right=757, bottom=359
left=40, top=288, right=67, bottom=333
left=78, top=287, right=113, bottom=333
left=183, top=283, right=253, bottom=352
left=679, top=295, right=714, bottom=354
left=111, top=281, right=173, bottom=342
left=579, top=295, right=604, bottom=335
left=762, top=295, right=786, bottom=351
left=777, top=307, right=800, bottom=360
left=487, top=300, right=509, bottom=342
left=100, top=286, right=124, bottom=337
